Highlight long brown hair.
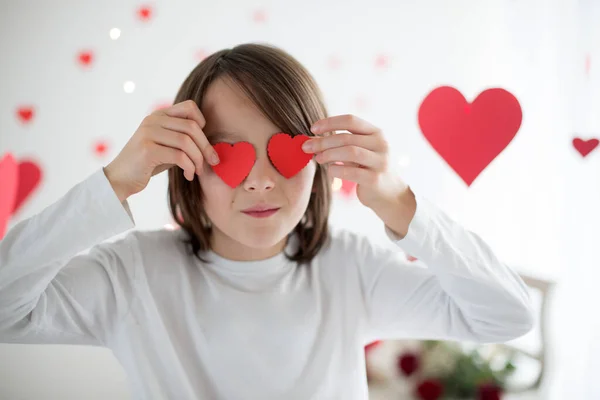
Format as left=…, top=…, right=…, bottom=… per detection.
left=167, top=42, right=332, bottom=265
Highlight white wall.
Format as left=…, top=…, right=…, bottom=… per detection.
left=1, top=0, right=599, bottom=399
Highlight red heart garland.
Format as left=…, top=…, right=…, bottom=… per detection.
left=212, top=142, right=256, bottom=188
left=418, top=86, right=522, bottom=186
left=0, top=154, right=18, bottom=239
left=267, top=133, right=312, bottom=179
left=13, top=160, right=43, bottom=215
left=572, top=137, right=599, bottom=158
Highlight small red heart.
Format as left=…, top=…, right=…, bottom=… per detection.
left=418, top=86, right=522, bottom=186
left=13, top=160, right=42, bottom=215
left=78, top=51, right=93, bottom=66
left=573, top=137, right=599, bottom=158
left=375, top=54, right=390, bottom=69
left=0, top=153, right=18, bottom=240
left=94, top=140, right=109, bottom=157
left=16, top=106, right=34, bottom=123
left=252, top=9, right=267, bottom=23
left=267, top=133, right=312, bottom=179
left=137, top=6, right=152, bottom=21
left=340, top=179, right=356, bottom=198
left=195, top=49, right=209, bottom=61
left=212, top=142, right=256, bottom=188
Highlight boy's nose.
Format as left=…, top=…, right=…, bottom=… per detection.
left=242, top=156, right=276, bottom=192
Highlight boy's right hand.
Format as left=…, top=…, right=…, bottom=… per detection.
left=103, top=100, right=220, bottom=202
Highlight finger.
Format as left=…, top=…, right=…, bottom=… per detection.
left=160, top=100, right=220, bottom=166
left=148, top=126, right=206, bottom=176
left=315, top=146, right=385, bottom=170
left=328, top=163, right=375, bottom=185
left=160, top=99, right=206, bottom=128
left=153, top=143, right=197, bottom=181
left=302, top=132, right=383, bottom=154
left=311, top=114, right=381, bottom=136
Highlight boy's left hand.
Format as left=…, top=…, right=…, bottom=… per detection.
left=303, top=114, right=416, bottom=237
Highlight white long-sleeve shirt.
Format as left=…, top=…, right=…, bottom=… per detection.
left=0, top=168, right=534, bottom=400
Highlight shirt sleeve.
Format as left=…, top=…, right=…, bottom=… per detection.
left=0, top=168, right=140, bottom=347
left=356, top=193, right=535, bottom=344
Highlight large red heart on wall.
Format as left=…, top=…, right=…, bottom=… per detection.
left=13, top=160, right=43, bottom=214
left=212, top=142, right=256, bottom=188
left=267, top=133, right=312, bottom=179
left=418, top=86, right=522, bottom=186
left=0, top=154, right=18, bottom=239
left=0, top=155, right=43, bottom=239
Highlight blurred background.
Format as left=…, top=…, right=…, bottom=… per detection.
left=0, top=0, right=599, bottom=399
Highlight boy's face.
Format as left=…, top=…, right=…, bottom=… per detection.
left=198, top=77, right=317, bottom=261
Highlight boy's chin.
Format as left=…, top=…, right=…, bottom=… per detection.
left=236, top=228, right=289, bottom=250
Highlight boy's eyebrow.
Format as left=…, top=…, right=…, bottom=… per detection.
left=206, top=130, right=245, bottom=142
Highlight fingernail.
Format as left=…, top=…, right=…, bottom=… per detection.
left=302, top=140, right=314, bottom=152
left=310, top=125, right=319, bottom=133
left=210, top=151, right=220, bottom=165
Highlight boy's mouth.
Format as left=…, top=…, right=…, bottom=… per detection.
left=241, top=203, right=281, bottom=218
left=241, top=208, right=280, bottom=218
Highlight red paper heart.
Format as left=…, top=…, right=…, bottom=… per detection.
left=212, top=142, right=256, bottom=188
left=0, top=154, right=18, bottom=240
left=13, top=160, right=42, bottom=215
left=16, top=106, right=34, bottom=123
left=418, top=86, right=522, bottom=186
left=267, top=133, right=312, bottom=179
left=572, top=137, right=599, bottom=158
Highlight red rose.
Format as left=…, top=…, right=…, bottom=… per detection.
left=415, top=378, right=444, bottom=400
left=397, top=352, right=420, bottom=376
left=478, top=382, right=503, bottom=400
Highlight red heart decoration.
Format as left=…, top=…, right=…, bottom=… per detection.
left=267, top=133, right=312, bottom=179
left=572, top=137, right=599, bottom=158
left=13, top=160, right=43, bottom=215
left=78, top=51, right=93, bottom=66
left=418, top=86, right=522, bottom=186
left=340, top=179, right=357, bottom=198
left=212, top=142, right=256, bottom=188
left=0, top=153, right=18, bottom=240
left=137, top=6, right=152, bottom=21
left=16, top=106, right=34, bottom=123
left=252, top=9, right=267, bottom=23
left=94, top=140, right=109, bottom=157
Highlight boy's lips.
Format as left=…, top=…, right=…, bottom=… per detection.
left=241, top=203, right=281, bottom=218
left=241, top=203, right=280, bottom=212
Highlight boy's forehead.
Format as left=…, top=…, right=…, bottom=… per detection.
left=202, top=79, right=280, bottom=143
